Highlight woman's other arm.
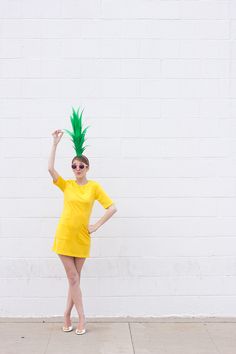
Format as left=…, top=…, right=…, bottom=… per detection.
left=89, top=204, right=117, bottom=234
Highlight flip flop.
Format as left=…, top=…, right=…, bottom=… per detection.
left=62, top=325, right=73, bottom=332
left=75, top=328, right=86, bottom=335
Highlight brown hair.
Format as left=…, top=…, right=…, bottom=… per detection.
left=72, top=154, right=90, bottom=167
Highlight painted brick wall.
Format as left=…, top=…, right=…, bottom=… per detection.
left=0, top=0, right=236, bottom=317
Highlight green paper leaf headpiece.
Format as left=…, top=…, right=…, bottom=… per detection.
left=63, top=107, right=90, bottom=157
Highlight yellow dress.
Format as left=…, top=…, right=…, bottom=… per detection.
left=51, top=175, right=114, bottom=258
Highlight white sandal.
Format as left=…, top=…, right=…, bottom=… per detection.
left=62, top=325, right=73, bottom=332
left=75, top=328, right=86, bottom=335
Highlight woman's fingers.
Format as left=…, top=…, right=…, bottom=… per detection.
left=51, top=130, right=63, bottom=146
left=57, top=132, right=64, bottom=141
left=52, top=129, right=64, bottom=137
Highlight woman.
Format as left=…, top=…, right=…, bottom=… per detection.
left=48, top=129, right=117, bottom=335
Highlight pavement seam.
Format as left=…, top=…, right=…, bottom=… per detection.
left=128, top=322, right=136, bottom=354
left=43, top=323, right=53, bottom=354
left=204, top=323, right=222, bottom=354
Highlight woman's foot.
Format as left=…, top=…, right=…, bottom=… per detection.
left=63, top=312, right=72, bottom=329
left=76, top=316, right=86, bottom=332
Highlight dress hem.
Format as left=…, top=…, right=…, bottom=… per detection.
left=51, top=248, right=89, bottom=258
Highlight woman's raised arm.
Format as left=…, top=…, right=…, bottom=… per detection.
left=48, top=129, right=64, bottom=181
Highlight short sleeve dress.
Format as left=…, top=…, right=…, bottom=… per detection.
left=51, top=175, right=114, bottom=258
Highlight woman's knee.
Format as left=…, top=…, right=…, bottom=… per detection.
left=75, top=257, right=86, bottom=275
left=67, top=270, right=79, bottom=286
left=58, top=255, right=79, bottom=285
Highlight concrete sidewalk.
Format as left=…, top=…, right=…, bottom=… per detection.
left=1, top=317, right=236, bottom=354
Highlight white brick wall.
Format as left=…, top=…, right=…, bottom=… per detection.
left=0, top=0, right=236, bottom=318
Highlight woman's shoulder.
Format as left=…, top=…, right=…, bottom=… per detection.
left=88, top=179, right=98, bottom=186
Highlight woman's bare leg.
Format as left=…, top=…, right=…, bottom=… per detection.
left=63, top=286, right=74, bottom=327
left=64, top=257, right=86, bottom=326
left=58, top=254, right=86, bottom=330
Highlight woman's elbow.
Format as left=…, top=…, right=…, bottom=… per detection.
left=108, top=204, right=117, bottom=213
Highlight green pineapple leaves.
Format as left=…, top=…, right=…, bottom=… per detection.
left=63, top=107, right=90, bottom=157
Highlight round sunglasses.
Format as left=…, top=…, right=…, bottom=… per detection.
left=71, top=163, right=87, bottom=170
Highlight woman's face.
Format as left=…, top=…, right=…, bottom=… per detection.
left=72, top=159, right=89, bottom=178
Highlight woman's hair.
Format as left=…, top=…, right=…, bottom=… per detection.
left=72, top=154, right=90, bottom=167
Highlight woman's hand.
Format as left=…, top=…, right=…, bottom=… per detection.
left=52, top=129, right=64, bottom=145
left=88, top=224, right=99, bottom=234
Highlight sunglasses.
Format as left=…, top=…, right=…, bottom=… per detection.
left=71, top=163, right=87, bottom=170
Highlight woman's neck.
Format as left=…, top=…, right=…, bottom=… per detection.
left=75, top=177, right=88, bottom=185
